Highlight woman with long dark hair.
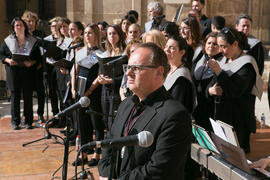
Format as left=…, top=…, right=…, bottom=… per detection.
left=164, top=36, right=195, bottom=113
left=206, top=28, right=263, bottom=153
left=0, top=17, right=41, bottom=129
left=120, top=15, right=136, bottom=39
left=98, top=24, right=126, bottom=131
left=180, top=16, right=203, bottom=64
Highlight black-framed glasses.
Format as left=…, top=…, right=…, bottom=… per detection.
left=222, top=27, right=236, bottom=40
left=122, top=64, right=157, bottom=74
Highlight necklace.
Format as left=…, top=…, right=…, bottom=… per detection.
left=168, top=63, right=184, bottom=75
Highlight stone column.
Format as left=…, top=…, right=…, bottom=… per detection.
left=66, top=0, right=93, bottom=24
left=0, top=1, right=10, bottom=81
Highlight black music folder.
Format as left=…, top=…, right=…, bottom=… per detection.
left=44, top=46, right=64, bottom=61
left=38, top=39, right=63, bottom=60
left=46, top=58, right=73, bottom=70
left=12, top=53, right=30, bottom=66
left=96, top=55, right=128, bottom=77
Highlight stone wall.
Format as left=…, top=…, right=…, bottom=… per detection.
left=0, top=1, right=10, bottom=81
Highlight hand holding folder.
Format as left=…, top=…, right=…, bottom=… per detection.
left=11, top=53, right=31, bottom=67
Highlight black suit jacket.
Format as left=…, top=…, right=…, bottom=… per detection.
left=98, top=86, right=192, bottom=180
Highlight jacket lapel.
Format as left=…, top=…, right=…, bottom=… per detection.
left=114, top=102, right=134, bottom=138
left=119, top=100, right=164, bottom=172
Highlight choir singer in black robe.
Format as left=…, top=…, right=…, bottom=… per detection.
left=206, top=28, right=263, bottom=153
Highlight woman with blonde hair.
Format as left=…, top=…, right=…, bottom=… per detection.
left=72, top=23, right=104, bottom=167
left=142, top=29, right=166, bottom=49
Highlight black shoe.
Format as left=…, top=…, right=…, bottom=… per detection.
left=87, top=158, right=99, bottom=166
left=72, top=157, right=88, bottom=166
left=26, top=124, right=33, bottom=129
left=38, top=115, right=45, bottom=123
left=12, top=124, right=20, bottom=130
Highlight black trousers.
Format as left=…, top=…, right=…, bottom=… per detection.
left=45, top=65, right=59, bottom=115
left=78, top=105, right=105, bottom=154
left=10, top=68, right=34, bottom=126
left=34, top=67, right=45, bottom=116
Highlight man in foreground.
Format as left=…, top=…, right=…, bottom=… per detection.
left=98, top=43, right=192, bottom=180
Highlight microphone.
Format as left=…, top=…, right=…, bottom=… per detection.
left=55, top=96, right=90, bottom=118
left=66, top=42, right=84, bottom=51
left=85, top=131, right=154, bottom=148
left=105, top=55, right=128, bottom=66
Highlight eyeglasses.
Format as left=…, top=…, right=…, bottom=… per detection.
left=222, top=27, right=236, bottom=40
left=122, top=64, right=157, bottom=74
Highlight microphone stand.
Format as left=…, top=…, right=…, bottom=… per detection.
left=23, top=113, right=74, bottom=180
left=62, top=113, right=72, bottom=180
left=108, top=148, right=118, bottom=180
left=22, top=117, right=64, bottom=147
left=62, top=48, right=81, bottom=180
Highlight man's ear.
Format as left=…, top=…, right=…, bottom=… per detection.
left=156, top=66, right=164, bottom=78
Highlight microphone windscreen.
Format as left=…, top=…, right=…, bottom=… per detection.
left=79, top=96, right=90, bottom=107
left=138, top=131, right=154, bottom=147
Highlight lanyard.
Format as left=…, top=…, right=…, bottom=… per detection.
left=124, top=106, right=144, bottom=136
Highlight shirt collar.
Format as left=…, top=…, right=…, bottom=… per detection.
left=131, top=86, right=165, bottom=107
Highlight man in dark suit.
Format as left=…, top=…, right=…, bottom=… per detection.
left=98, top=43, right=192, bottom=180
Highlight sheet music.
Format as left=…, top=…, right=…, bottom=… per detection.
left=210, top=118, right=228, bottom=142
left=216, top=120, right=239, bottom=147
left=192, top=124, right=219, bottom=153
